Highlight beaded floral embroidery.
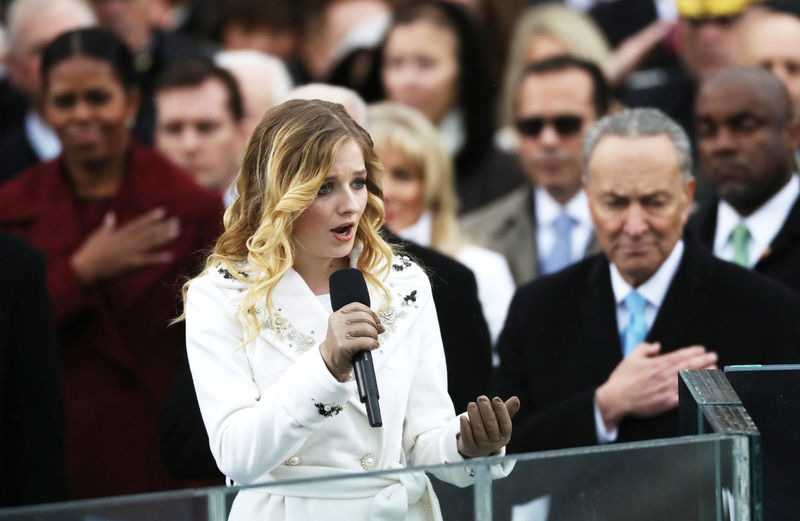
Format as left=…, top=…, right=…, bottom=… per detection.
left=259, top=310, right=316, bottom=352
left=313, top=400, right=343, bottom=417
left=392, top=255, right=412, bottom=272
left=377, top=300, right=405, bottom=337
left=217, top=266, right=249, bottom=280
left=402, top=290, right=417, bottom=306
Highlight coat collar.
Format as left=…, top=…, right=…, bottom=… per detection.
left=222, top=247, right=431, bottom=376
left=579, top=254, right=623, bottom=377
left=578, top=233, right=714, bottom=369
left=646, top=234, right=713, bottom=352
left=690, top=191, right=800, bottom=269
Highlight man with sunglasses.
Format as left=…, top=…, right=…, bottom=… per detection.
left=461, top=56, right=609, bottom=286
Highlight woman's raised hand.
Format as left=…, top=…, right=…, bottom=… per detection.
left=458, top=395, right=520, bottom=458
left=320, top=302, right=385, bottom=382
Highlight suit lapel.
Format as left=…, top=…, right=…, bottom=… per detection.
left=490, top=187, right=538, bottom=284
left=579, top=256, right=624, bottom=378
left=688, top=196, right=719, bottom=248
left=756, top=193, right=800, bottom=269
left=26, top=161, right=84, bottom=260
left=647, top=237, right=712, bottom=353
left=261, top=268, right=330, bottom=363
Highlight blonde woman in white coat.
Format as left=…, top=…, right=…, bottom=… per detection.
left=367, top=102, right=516, bottom=349
left=181, top=99, right=519, bottom=521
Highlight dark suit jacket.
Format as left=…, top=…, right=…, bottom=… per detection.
left=0, top=233, right=68, bottom=506
left=390, top=235, right=493, bottom=412
left=689, top=192, right=800, bottom=295
left=0, top=124, right=39, bottom=186
left=493, top=235, right=800, bottom=454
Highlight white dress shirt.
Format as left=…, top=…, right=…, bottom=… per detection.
left=25, top=111, right=61, bottom=161
left=397, top=212, right=515, bottom=348
left=593, top=239, right=685, bottom=443
left=437, top=109, right=466, bottom=157
left=534, top=187, right=593, bottom=267
left=713, top=174, right=799, bottom=268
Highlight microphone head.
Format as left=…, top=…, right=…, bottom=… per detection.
left=329, top=268, right=370, bottom=311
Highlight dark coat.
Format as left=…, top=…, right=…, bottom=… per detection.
left=688, top=193, right=800, bottom=295
left=492, top=235, right=800, bottom=454
left=0, top=123, right=39, bottom=186
left=0, top=233, right=68, bottom=506
left=390, top=236, right=493, bottom=412
left=0, top=140, right=224, bottom=499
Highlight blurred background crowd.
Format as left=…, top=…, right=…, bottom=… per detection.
left=1, top=0, right=800, bottom=508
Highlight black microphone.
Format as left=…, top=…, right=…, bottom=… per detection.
left=329, top=268, right=382, bottom=427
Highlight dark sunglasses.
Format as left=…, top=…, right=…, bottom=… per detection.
left=515, top=115, right=583, bottom=138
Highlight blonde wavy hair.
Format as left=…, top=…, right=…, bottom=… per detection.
left=498, top=3, right=611, bottom=129
left=366, top=102, right=465, bottom=257
left=184, top=99, right=393, bottom=345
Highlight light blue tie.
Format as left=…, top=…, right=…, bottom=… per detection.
left=541, top=213, right=576, bottom=274
left=622, top=291, right=648, bottom=357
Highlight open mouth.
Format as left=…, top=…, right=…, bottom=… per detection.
left=331, top=223, right=355, bottom=242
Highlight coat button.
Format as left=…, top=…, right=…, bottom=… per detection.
left=360, top=453, right=378, bottom=470
left=284, top=454, right=303, bottom=466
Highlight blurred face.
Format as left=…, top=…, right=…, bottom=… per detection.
left=89, top=0, right=150, bottom=51
left=6, top=1, right=95, bottom=103
left=221, top=25, right=297, bottom=60
left=586, top=134, right=694, bottom=288
left=382, top=20, right=459, bottom=124
left=155, top=78, right=246, bottom=191
left=302, top=0, right=392, bottom=79
left=695, top=78, right=797, bottom=216
left=516, top=68, right=597, bottom=204
left=293, top=140, right=369, bottom=268
left=677, top=16, right=741, bottom=82
left=375, top=143, right=425, bottom=233
left=741, top=15, right=800, bottom=120
left=43, top=55, right=138, bottom=168
left=525, top=33, right=570, bottom=64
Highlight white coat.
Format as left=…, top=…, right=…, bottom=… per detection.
left=185, top=251, right=510, bottom=520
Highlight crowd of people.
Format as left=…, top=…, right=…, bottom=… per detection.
left=1, top=0, right=800, bottom=517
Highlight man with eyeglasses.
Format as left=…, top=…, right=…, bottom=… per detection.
left=461, top=56, right=609, bottom=286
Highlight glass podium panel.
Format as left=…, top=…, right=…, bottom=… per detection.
left=0, top=434, right=749, bottom=521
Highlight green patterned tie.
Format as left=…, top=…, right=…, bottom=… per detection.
left=730, top=223, right=751, bottom=267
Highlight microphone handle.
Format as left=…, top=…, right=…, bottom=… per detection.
left=353, top=350, right=382, bottom=427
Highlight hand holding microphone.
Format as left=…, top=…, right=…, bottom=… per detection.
left=320, top=302, right=384, bottom=382
left=322, top=268, right=384, bottom=427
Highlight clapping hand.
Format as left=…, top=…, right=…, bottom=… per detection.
left=457, top=395, right=520, bottom=458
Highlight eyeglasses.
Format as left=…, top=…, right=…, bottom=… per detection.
left=515, top=115, right=584, bottom=138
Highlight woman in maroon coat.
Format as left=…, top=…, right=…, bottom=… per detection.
left=0, top=28, right=224, bottom=499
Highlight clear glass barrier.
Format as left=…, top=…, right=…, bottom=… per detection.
left=680, top=369, right=762, bottom=521
left=0, top=434, right=748, bottom=521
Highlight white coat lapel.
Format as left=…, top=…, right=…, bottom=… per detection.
left=259, top=268, right=330, bottom=362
